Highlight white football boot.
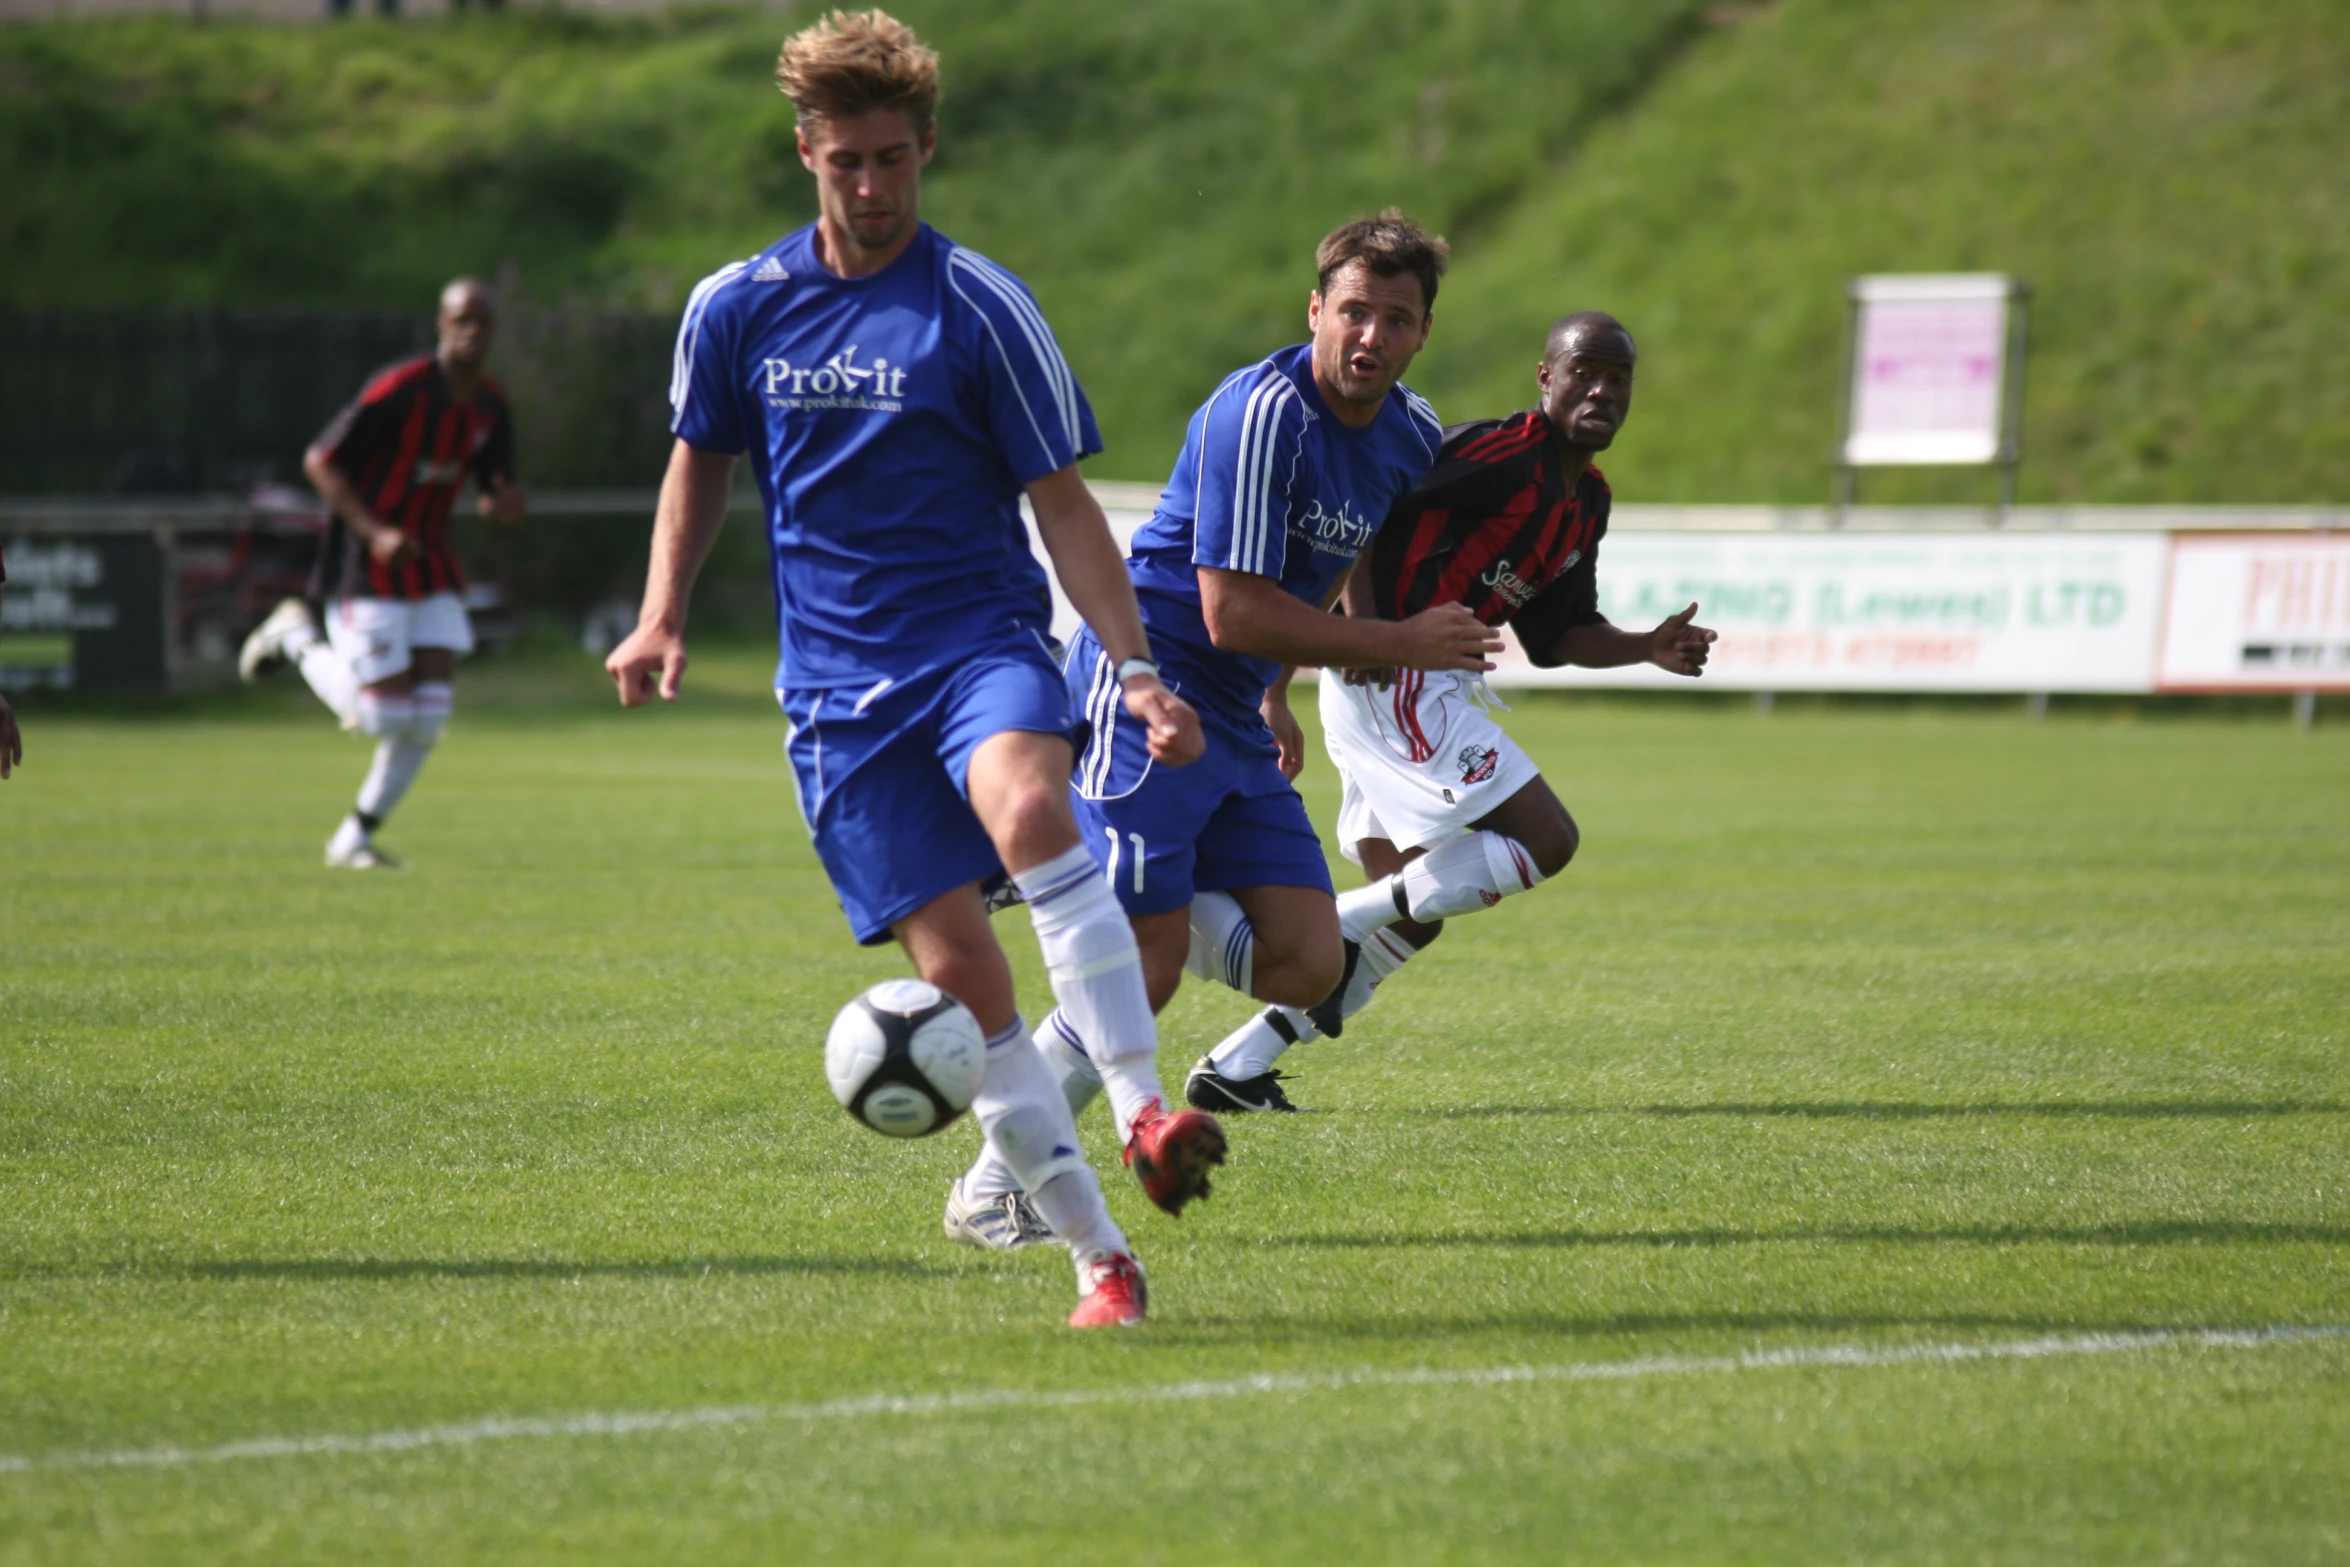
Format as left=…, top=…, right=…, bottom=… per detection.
left=238, top=597, right=318, bottom=684
left=942, top=1175, right=1056, bottom=1250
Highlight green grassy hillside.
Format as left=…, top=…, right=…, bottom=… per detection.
left=1424, top=0, right=2350, bottom=505
left=0, top=0, right=1709, bottom=486
left=2, top=0, right=2344, bottom=501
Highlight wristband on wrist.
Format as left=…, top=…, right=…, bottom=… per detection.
left=1113, top=656, right=1160, bottom=685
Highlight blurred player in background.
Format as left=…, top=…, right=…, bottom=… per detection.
left=238, top=277, right=527, bottom=868
left=949, top=211, right=1503, bottom=1228
left=604, top=10, right=1206, bottom=1328
left=1192, top=311, right=1716, bottom=1104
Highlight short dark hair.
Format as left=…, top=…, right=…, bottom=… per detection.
left=1546, top=310, right=1634, bottom=361
left=1315, top=209, right=1450, bottom=314
left=776, top=9, right=941, bottom=136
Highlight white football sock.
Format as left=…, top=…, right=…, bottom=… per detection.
left=1184, top=890, right=1255, bottom=995
left=1206, top=1006, right=1315, bottom=1081
left=1338, top=832, right=1544, bottom=940
left=354, top=692, right=436, bottom=830
left=326, top=813, right=371, bottom=858
left=1018, top=847, right=1163, bottom=1141
left=1043, top=1009, right=1163, bottom=1145
left=408, top=680, right=452, bottom=745
left=1206, top=925, right=1425, bottom=1080
left=958, top=1012, right=1102, bottom=1202
left=295, top=642, right=361, bottom=726
left=352, top=690, right=413, bottom=739
left=970, top=1017, right=1125, bottom=1260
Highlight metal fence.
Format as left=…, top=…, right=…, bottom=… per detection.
left=0, top=306, right=679, bottom=495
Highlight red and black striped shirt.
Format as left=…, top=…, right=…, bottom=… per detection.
left=310, top=356, right=515, bottom=603
left=1365, top=409, right=1610, bottom=666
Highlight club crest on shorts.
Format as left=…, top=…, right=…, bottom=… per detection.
left=1457, top=744, right=1499, bottom=785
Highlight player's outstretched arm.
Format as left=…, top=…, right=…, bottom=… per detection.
left=1199, top=566, right=1501, bottom=674
left=1027, top=466, right=1203, bottom=768
left=1548, top=602, right=1718, bottom=676
left=607, top=440, right=736, bottom=707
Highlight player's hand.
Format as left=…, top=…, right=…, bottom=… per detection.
left=365, top=524, right=414, bottom=567
left=1648, top=602, right=1717, bottom=676
left=1261, top=687, right=1305, bottom=780
left=478, top=475, right=528, bottom=526
left=1342, top=665, right=1395, bottom=688
left=606, top=621, right=688, bottom=707
left=1392, top=602, right=1503, bottom=673
left=0, top=692, right=19, bottom=780
left=1123, top=674, right=1203, bottom=767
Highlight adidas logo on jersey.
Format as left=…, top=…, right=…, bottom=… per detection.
left=750, top=256, right=791, bottom=283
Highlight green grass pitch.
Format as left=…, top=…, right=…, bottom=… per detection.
left=3, top=650, right=2346, bottom=1563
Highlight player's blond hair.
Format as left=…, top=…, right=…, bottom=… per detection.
left=1316, top=209, right=1451, bottom=314
left=776, top=9, right=942, bottom=135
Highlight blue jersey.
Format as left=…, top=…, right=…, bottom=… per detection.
left=669, top=224, right=1102, bottom=690
left=1126, top=344, right=1442, bottom=717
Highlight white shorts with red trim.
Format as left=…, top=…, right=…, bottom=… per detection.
left=1319, top=666, right=1541, bottom=867
left=327, top=593, right=474, bottom=686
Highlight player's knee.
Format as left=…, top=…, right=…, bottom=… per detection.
left=993, top=780, right=1077, bottom=867
left=1526, top=810, right=1578, bottom=879
left=1258, top=937, right=1344, bottom=1010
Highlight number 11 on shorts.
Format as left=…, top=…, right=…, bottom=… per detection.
left=1104, top=827, right=1145, bottom=895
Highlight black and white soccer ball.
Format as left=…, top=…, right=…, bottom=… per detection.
left=824, top=979, right=988, bottom=1138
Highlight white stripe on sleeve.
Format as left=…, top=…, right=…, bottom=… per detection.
left=1229, top=376, right=1297, bottom=575
left=670, top=261, right=749, bottom=418
left=948, top=250, right=1081, bottom=454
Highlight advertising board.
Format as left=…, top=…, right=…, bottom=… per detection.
left=1486, top=531, right=2169, bottom=692
left=0, top=533, right=167, bottom=691
left=2157, top=533, right=2350, bottom=692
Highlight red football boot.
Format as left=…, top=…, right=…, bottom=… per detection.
left=1123, top=1102, right=1228, bottom=1216
left=1068, top=1251, right=1148, bottom=1328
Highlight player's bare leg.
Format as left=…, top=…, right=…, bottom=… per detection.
left=1194, top=776, right=1577, bottom=1099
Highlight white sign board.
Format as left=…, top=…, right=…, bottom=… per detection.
left=2157, top=533, right=2350, bottom=691
left=1843, top=275, right=2017, bottom=467
left=1488, top=531, right=2168, bottom=693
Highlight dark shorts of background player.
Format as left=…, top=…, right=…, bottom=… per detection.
left=780, top=642, right=1076, bottom=946
left=1066, top=627, right=1334, bottom=918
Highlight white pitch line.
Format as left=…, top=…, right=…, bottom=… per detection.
left=4, top=1324, right=2342, bottom=1477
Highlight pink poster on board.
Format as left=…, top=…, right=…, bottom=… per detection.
left=1843, top=276, right=2014, bottom=466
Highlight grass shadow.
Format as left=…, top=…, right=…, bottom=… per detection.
left=1404, top=1101, right=2350, bottom=1122
left=1151, top=1308, right=2338, bottom=1348
left=5, top=1254, right=952, bottom=1283
left=1259, top=1220, right=2349, bottom=1252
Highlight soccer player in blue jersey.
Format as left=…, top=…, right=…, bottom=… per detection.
left=603, top=10, right=1215, bottom=1329
left=948, top=212, right=1505, bottom=1223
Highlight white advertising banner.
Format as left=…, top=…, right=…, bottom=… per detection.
left=1489, top=531, right=2169, bottom=693
left=2157, top=533, right=2350, bottom=692
left=1843, top=274, right=2017, bottom=467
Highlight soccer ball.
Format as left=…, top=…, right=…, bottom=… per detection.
left=824, top=979, right=988, bottom=1138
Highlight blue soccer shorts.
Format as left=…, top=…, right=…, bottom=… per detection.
left=780, top=644, right=1076, bottom=945
left=1065, top=629, right=1334, bottom=918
